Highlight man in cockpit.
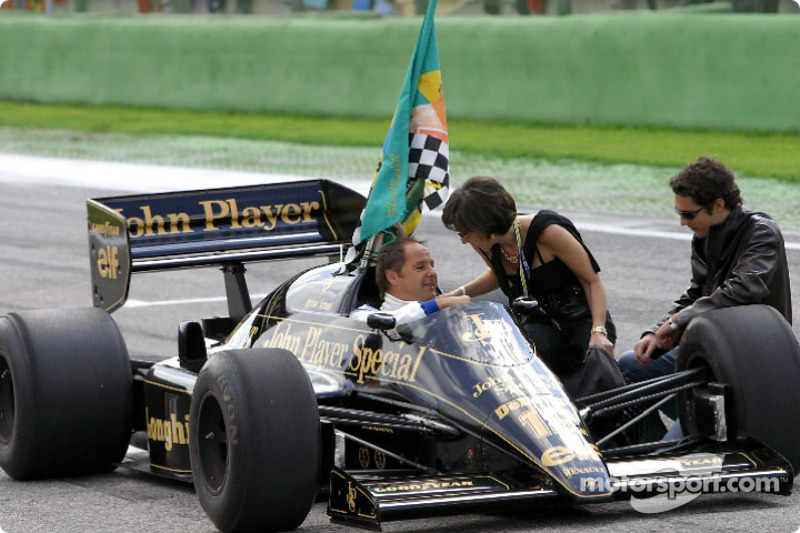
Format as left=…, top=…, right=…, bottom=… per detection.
left=350, top=236, right=470, bottom=325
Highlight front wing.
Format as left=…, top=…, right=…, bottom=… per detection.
left=328, top=438, right=792, bottom=530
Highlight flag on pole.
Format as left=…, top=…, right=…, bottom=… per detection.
left=350, top=0, right=449, bottom=257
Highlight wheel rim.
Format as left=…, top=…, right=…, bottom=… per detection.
left=196, top=393, right=229, bottom=493
left=678, top=354, right=716, bottom=436
left=0, top=355, right=14, bottom=445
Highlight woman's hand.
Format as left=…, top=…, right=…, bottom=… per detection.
left=442, top=269, right=500, bottom=300
left=435, top=294, right=472, bottom=310
left=589, top=330, right=615, bottom=356
left=440, top=288, right=465, bottom=298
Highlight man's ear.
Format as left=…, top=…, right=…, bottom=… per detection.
left=385, top=269, right=400, bottom=288
left=711, top=197, right=726, bottom=214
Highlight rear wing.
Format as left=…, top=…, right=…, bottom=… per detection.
left=87, top=179, right=365, bottom=314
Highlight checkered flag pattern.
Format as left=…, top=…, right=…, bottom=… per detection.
left=408, top=132, right=450, bottom=212
left=345, top=132, right=450, bottom=264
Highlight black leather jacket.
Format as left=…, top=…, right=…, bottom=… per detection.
left=647, top=205, right=792, bottom=335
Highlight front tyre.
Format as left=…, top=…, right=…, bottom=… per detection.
left=677, top=305, right=800, bottom=475
left=0, top=308, right=132, bottom=480
left=190, top=349, right=320, bottom=533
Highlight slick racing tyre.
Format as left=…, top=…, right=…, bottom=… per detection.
left=190, top=349, right=320, bottom=533
left=0, top=307, right=132, bottom=479
left=676, top=305, right=800, bottom=475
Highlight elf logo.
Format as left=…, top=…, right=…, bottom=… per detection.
left=96, top=245, right=120, bottom=280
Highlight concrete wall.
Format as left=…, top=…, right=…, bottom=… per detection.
left=1, top=12, right=798, bottom=131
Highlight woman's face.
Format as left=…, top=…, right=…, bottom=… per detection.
left=458, top=230, right=495, bottom=252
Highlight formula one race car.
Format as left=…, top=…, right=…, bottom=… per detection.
left=0, top=180, right=798, bottom=533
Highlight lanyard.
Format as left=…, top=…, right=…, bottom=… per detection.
left=515, top=218, right=560, bottom=330
left=514, top=218, right=531, bottom=298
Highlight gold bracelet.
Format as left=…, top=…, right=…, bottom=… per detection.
left=590, top=326, right=608, bottom=336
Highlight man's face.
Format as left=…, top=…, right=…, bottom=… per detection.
left=674, top=194, right=727, bottom=239
left=385, top=242, right=438, bottom=302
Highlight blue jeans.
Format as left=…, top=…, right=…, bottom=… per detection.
left=618, top=347, right=678, bottom=420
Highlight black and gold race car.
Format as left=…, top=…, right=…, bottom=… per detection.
left=0, top=180, right=798, bottom=533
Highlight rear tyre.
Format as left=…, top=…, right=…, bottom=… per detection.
left=676, top=305, right=800, bottom=474
left=190, top=349, right=320, bottom=533
left=0, top=308, right=132, bottom=480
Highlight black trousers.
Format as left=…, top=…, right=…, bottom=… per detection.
left=522, top=310, right=616, bottom=377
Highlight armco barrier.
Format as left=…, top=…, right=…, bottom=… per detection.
left=0, top=13, right=798, bottom=131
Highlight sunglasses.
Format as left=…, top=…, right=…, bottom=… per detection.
left=674, top=206, right=705, bottom=221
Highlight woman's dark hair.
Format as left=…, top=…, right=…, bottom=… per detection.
left=669, top=156, right=742, bottom=211
left=442, top=176, right=517, bottom=237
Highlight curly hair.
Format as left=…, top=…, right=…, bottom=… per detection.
left=442, top=176, right=517, bottom=237
left=669, top=157, right=742, bottom=210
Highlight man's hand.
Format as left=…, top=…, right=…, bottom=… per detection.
left=633, top=333, right=659, bottom=365
left=654, top=315, right=681, bottom=352
left=634, top=316, right=681, bottom=365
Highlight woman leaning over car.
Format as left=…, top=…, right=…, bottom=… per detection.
left=441, top=176, right=616, bottom=378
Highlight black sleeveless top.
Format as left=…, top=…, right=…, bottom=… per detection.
left=491, top=210, right=601, bottom=307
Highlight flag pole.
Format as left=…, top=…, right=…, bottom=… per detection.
left=349, top=0, right=446, bottom=268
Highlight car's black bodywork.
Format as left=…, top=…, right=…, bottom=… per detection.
left=1, top=180, right=798, bottom=533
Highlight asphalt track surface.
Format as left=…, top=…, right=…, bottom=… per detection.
left=1, top=166, right=799, bottom=533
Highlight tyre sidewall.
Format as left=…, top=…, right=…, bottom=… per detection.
left=677, top=305, right=800, bottom=473
left=190, top=349, right=320, bottom=533
left=190, top=354, right=251, bottom=531
left=0, top=309, right=132, bottom=480
left=0, top=314, right=37, bottom=479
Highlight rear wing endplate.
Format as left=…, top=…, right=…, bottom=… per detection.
left=87, top=179, right=365, bottom=313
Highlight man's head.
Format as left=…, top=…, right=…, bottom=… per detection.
left=376, top=237, right=437, bottom=301
left=670, top=157, right=742, bottom=238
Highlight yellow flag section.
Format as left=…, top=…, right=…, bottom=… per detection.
left=402, top=68, right=449, bottom=236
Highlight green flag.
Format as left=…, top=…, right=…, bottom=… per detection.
left=352, top=0, right=450, bottom=249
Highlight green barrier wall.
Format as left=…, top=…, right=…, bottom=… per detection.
left=1, top=13, right=798, bottom=131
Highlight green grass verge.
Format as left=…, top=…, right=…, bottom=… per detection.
left=2, top=101, right=799, bottom=182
